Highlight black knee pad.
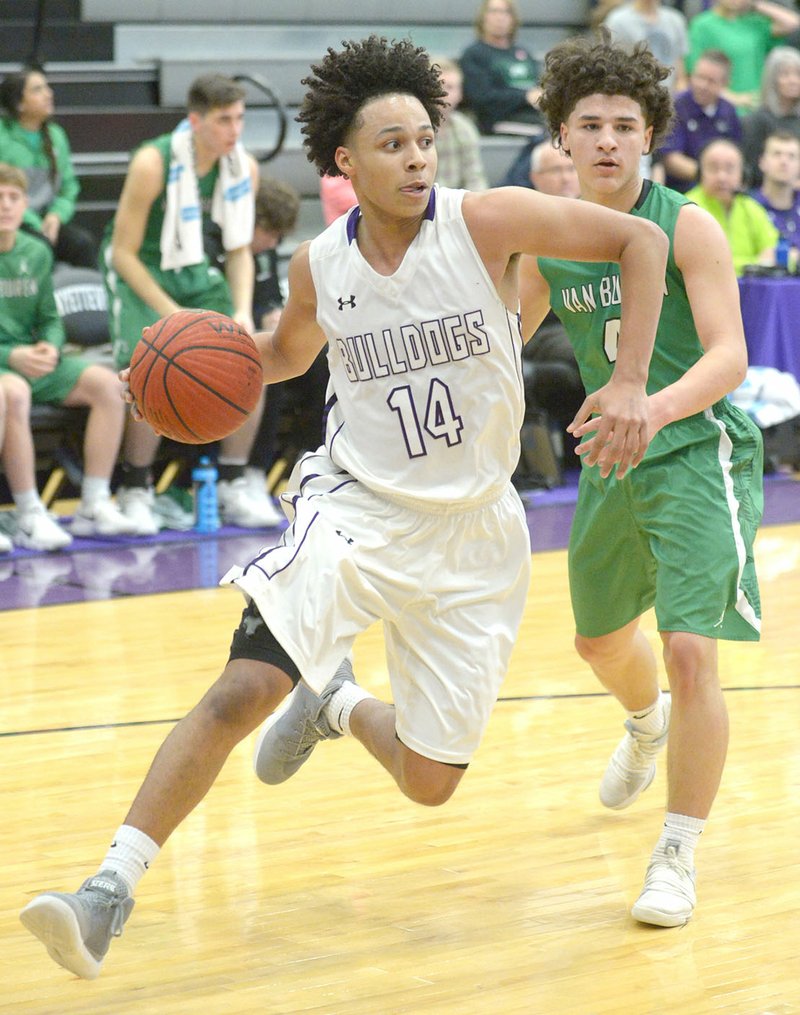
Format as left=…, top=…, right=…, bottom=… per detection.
left=228, top=600, right=302, bottom=686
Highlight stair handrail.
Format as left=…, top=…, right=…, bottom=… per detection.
left=233, top=72, right=288, bottom=164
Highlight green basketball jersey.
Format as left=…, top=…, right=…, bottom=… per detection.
left=105, top=133, right=220, bottom=265
left=538, top=181, right=704, bottom=433
left=0, top=231, right=63, bottom=367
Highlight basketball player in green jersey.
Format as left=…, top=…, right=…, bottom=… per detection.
left=520, top=33, right=763, bottom=928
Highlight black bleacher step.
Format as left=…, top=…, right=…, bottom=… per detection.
left=0, top=21, right=114, bottom=64
left=72, top=202, right=116, bottom=240
left=51, top=74, right=158, bottom=109
left=4, top=0, right=80, bottom=17
left=57, top=107, right=184, bottom=153
left=76, top=170, right=126, bottom=203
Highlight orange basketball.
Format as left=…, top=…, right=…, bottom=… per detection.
left=129, top=310, right=263, bottom=444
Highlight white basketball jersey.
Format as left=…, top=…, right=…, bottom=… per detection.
left=309, top=185, right=525, bottom=508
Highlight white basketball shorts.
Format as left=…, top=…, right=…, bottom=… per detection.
left=222, top=447, right=531, bottom=764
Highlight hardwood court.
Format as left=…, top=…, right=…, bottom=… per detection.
left=3, top=525, right=800, bottom=1014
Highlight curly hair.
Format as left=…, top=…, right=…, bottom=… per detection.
left=538, top=30, right=674, bottom=152
left=298, top=35, right=447, bottom=178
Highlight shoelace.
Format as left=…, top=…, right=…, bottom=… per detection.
left=285, top=698, right=330, bottom=757
left=619, top=719, right=668, bottom=767
left=642, top=845, right=695, bottom=901
left=109, top=901, right=128, bottom=938
left=85, top=884, right=130, bottom=938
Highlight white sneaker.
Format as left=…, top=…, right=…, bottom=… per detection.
left=218, top=476, right=282, bottom=529
left=631, top=842, right=696, bottom=927
left=599, top=695, right=671, bottom=810
left=15, top=506, right=73, bottom=551
left=71, top=497, right=139, bottom=538
left=116, top=487, right=159, bottom=536
left=0, top=530, right=12, bottom=553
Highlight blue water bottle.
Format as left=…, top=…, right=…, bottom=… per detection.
left=775, top=235, right=790, bottom=271
left=192, top=455, right=220, bottom=532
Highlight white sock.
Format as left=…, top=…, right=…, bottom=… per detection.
left=627, top=691, right=665, bottom=735
left=99, top=824, right=160, bottom=895
left=81, top=475, right=111, bottom=506
left=654, top=812, right=705, bottom=868
left=13, top=489, right=43, bottom=516
left=325, top=682, right=375, bottom=735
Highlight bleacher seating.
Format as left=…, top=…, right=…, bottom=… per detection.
left=43, top=2, right=589, bottom=245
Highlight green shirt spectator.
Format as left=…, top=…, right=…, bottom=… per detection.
left=0, top=65, right=97, bottom=267
left=0, top=116, right=79, bottom=232
left=0, top=228, right=64, bottom=368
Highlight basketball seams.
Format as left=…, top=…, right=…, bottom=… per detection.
left=128, top=310, right=263, bottom=444
left=164, top=352, right=259, bottom=414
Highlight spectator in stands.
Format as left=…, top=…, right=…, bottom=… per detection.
left=101, top=74, right=277, bottom=535
left=686, top=137, right=779, bottom=272
left=431, top=57, right=489, bottom=189
left=0, top=163, right=134, bottom=551
left=602, top=0, right=690, bottom=93
left=460, top=0, right=546, bottom=136
left=659, top=49, right=742, bottom=192
left=250, top=177, right=299, bottom=332
left=687, top=0, right=800, bottom=114
left=528, top=140, right=580, bottom=197
left=749, top=130, right=800, bottom=251
left=742, top=46, right=800, bottom=183
left=0, top=65, right=97, bottom=268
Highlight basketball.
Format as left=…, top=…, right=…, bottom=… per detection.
left=129, top=310, right=263, bottom=444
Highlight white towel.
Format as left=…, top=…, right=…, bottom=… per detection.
left=160, top=118, right=254, bottom=271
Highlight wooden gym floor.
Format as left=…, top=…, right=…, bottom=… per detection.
left=2, top=487, right=799, bottom=1013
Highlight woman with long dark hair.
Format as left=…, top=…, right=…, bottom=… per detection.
left=0, top=65, right=97, bottom=266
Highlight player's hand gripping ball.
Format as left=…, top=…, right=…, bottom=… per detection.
left=128, top=310, right=263, bottom=443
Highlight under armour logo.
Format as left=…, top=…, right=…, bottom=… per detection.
left=336, top=529, right=354, bottom=545
left=337, top=295, right=356, bottom=310
left=243, top=613, right=265, bottom=636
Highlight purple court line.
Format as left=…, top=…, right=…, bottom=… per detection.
left=0, top=471, right=797, bottom=611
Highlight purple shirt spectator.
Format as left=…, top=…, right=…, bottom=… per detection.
left=660, top=87, right=742, bottom=192
left=749, top=187, right=800, bottom=242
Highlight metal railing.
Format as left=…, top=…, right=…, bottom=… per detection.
left=233, top=72, right=287, bottom=164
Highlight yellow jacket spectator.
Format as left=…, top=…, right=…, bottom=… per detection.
left=686, top=138, right=778, bottom=273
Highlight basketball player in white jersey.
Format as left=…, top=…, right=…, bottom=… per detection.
left=20, top=36, right=669, bottom=979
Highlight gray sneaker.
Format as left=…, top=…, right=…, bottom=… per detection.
left=20, top=870, right=134, bottom=979
left=254, top=658, right=355, bottom=784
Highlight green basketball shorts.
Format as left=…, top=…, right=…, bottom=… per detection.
left=568, top=401, right=763, bottom=641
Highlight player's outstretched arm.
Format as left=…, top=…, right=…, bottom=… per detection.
left=251, top=242, right=328, bottom=385
left=468, top=188, right=669, bottom=478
